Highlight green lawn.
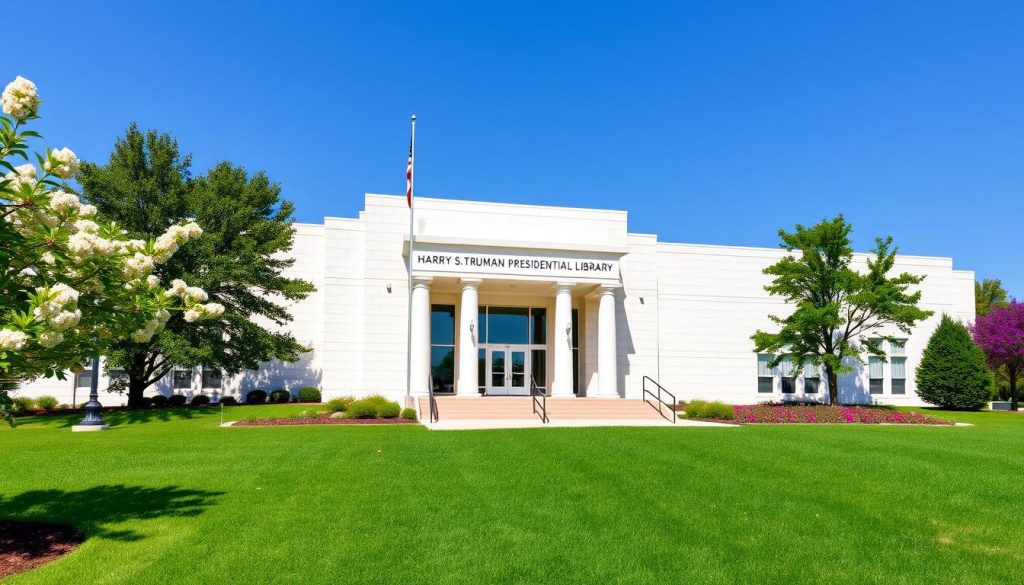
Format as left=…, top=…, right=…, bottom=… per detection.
left=2, top=405, right=1023, bottom=584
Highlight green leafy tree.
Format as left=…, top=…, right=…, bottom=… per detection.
left=78, top=125, right=315, bottom=408
left=975, top=279, right=1008, bottom=317
left=752, top=215, right=933, bottom=404
left=915, top=314, right=991, bottom=410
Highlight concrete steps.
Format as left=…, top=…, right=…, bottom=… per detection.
left=420, top=396, right=671, bottom=421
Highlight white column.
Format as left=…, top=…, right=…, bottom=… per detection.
left=457, top=278, right=481, bottom=396
left=551, top=282, right=574, bottom=397
left=596, top=284, right=620, bottom=397
left=410, top=277, right=432, bottom=395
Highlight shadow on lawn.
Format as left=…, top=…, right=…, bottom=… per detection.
left=0, top=484, right=224, bottom=541
left=23, top=407, right=208, bottom=428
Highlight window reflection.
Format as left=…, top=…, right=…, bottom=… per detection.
left=486, top=307, right=529, bottom=344
left=431, top=346, right=454, bottom=392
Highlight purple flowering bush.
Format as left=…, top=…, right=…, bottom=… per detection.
left=732, top=403, right=953, bottom=425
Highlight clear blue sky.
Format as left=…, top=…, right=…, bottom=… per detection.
left=10, top=0, right=1023, bottom=297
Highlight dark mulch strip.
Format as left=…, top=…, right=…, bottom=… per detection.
left=19, top=401, right=325, bottom=418
left=234, top=417, right=418, bottom=426
left=0, top=521, right=84, bottom=578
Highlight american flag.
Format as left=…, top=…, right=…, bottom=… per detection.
left=406, top=139, right=413, bottom=208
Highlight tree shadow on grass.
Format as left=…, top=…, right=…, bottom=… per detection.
left=20, top=407, right=211, bottom=429
left=0, top=484, right=224, bottom=541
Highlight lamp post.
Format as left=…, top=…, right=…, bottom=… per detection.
left=72, top=355, right=107, bottom=432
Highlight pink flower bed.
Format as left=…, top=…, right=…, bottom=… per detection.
left=732, top=403, right=953, bottom=425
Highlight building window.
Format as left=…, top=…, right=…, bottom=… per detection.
left=478, top=348, right=486, bottom=393
left=757, top=354, right=774, bottom=393
left=202, top=367, right=222, bottom=389
left=478, top=308, right=487, bottom=344
left=779, top=356, right=796, bottom=394
left=868, top=356, right=884, bottom=395
left=531, top=349, right=546, bottom=390
left=76, top=369, right=93, bottom=389
left=803, top=364, right=820, bottom=394
left=890, top=339, right=907, bottom=395
left=486, top=306, right=530, bottom=344
left=172, top=367, right=192, bottom=390
left=571, top=309, right=579, bottom=394
left=430, top=304, right=455, bottom=393
left=531, top=308, right=547, bottom=344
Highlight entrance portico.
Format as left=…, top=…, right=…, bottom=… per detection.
left=406, top=241, right=624, bottom=399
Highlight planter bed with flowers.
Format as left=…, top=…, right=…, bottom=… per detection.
left=679, top=400, right=955, bottom=425
left=732, top=403, right=954, bottom=425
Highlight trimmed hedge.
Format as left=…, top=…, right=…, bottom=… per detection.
left=246, top=390, right=268, bottom=405
left=191, top=394, right=211, bottom=406
left=151, top=394, right=169, bottom=407
left=219, top=396, right=238, bottom=406
left=400, top=408, right=417, bottom=421
left=297, top=387, right=321, bottom=402
left=269, top=389, right=292, bottom=404
left=168, top=394, right=187, bottom=407
left=378, top=402, right=401, bottom=419
left=36, top=395, right=59, bottom=410
left=684, top=400, right=736, bottom=420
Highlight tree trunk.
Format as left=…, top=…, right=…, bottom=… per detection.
left=1010, top=367, right=1019, bottom=412
left=125, top=350, right=157, bottom=409
left=126, top=376, right=149, bottom=409
left=825, top=365, right=839, bottom=406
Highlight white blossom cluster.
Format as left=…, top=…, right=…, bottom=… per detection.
left=1, top=76, right=39, bottom=121
left=153, top=222, right=203, bottom=263
left=0, top=329, right=29, bottom=350
left=44, top=147, right=80, bottom=180
left=4, top=163, right=36, bottom=190
left=32, top=283, right=83, bottom=348
left=184, top=302, right=225, bottom=323
left=166, top=279, right=224, bottom=322
left=123, top=252, right=155, bottom=280
left=131, top=308, right=172, bottom=343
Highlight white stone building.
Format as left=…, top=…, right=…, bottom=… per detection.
left=18, top=193, right=975, bottom=407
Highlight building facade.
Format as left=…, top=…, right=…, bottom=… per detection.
left=19, top=194, right=975, bottom=407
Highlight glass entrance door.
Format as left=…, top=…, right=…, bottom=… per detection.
left=486, top=345, right=529, bottom=396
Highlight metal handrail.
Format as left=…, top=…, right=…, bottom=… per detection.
left=530, top=375, right=549, bottom=423
left=642, top=375, right=677, bottom=424
left=428, top=373, right=438, bottom=423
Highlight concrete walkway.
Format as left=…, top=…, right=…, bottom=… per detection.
left=419, top=396, right=738, bottom=430
left=425, top=417, right=736, bottom=430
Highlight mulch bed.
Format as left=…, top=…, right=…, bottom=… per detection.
left=234, top=416, right=418, bottom=426
left=17, top=402, right=325, bottom=417
left=0, top=521, right=84, bottom=578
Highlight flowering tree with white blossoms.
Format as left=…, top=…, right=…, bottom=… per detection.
left=0, top=76, right=221, bottom=421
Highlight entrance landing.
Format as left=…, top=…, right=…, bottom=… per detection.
left=419, top=397, right=735, bottom=430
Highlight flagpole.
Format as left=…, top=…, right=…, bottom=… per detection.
left=405, top=115, right=417, bottom=404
